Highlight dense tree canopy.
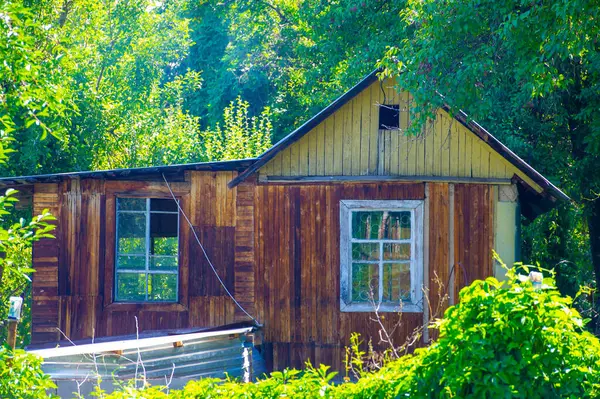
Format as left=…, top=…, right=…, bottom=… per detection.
left=379, top=0, right=600, bottom=322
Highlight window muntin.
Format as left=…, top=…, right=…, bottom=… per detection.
left=340, top=200, right=423, bottom=312
left=115, top=198, right=179, bottom=302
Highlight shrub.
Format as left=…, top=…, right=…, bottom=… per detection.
left=339, top=267, right=600, bottom=398
left=0, top=347, right=56, bottom=399
left=102, top=365, right=337, bottom=399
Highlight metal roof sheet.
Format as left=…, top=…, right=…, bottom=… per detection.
left=0, top=158, right=257, bottom=186
left=29, top=326, right=255, bottom=358
left=28, top=324, right=265, bottom=384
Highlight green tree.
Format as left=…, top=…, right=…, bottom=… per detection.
left=380, top=0, right=600, bottom=316
left=181, top=0, right=406, bottom=141
left=0, top=1, right=74, bottom=164
left=2, top=0, right=200, bottom=175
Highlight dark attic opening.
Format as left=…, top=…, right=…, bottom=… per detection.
left=378, top=104, right=400, bottom=130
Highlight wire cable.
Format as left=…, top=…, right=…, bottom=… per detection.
left=161, top=173, right=260, bottom=325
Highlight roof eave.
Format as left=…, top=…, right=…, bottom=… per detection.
left=228, top=69, right=381, bottom=188
left=0, top=158, right=258, bottom=187
left=447, top=107, right=570, bottom=204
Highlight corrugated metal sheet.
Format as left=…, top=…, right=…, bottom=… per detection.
left=29, top=326, right=265, bottom=393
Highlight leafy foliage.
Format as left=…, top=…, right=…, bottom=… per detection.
left=57, top=269, right=600, bottom=398
left=0, top=1, right=73, bottom=163
left=403, top=268, right=600, bottom=398
left=202, top=97, right=272, bottom=161
left=0, top=189, right=55, bottom=346
left=0, top=347, right=57, bottom=398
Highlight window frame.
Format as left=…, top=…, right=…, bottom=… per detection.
left=114, top=197, right=180, bottom=303
left=339, top=200, right=424, bottom=313
left=103, top=183, right=190, bottom=311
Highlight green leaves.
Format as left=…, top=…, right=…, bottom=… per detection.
left=0, top=348, right=57, bottom=398
left=0, top=1, right=74, bottom=157
left=202, top=96, right=273, bottom=161
left=0, top=189, right=56, bottom=347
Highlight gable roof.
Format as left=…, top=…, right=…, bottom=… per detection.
left=227, top=69, right=568, bottom=206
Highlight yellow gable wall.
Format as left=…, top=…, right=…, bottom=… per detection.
left=260, top=78, right=542, bottom=193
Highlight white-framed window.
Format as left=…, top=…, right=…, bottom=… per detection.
left=115, top=197, right=179, bottom=302
left=339, top=200, right=424, bottom=312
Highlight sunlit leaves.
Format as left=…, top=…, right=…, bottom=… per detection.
left=0, top=2, right=74, bottom=163
left=0, top=348, right=57, bottom=398
left=202, top=96, right=273, bottom=161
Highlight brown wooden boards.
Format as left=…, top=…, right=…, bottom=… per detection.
left=254, top=181, right=493, bottom=372
left=30, top=171, right=495, bottom=375
left=30, top=171, right=253, bottom=343
left=32, top=183, right=61, bottom=343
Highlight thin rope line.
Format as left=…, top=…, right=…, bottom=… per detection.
left=162, top=173, right=259, bottom=324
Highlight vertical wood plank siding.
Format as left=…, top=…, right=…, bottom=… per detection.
left=453, top=184, right=495, bottom=301
left=31, top=183, right=61, bottom=343
left=31, top=174, right=495, bottom=373
left=252, top=181, right=494, bottom=372
left=261, top=79, right=541, bottom=193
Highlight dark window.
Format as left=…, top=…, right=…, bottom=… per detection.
left=378, top=105, right=400, bottom=130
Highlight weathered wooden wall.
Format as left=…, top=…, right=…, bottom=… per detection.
left=30, top=171, right=254, bottom=344
left=253, top=181, right=494, bottom=372
left=260, top=78, right=541, bottom=193
left=31, top=184, right=62, bottom=343
left=30, top=174, right=494, bottom=375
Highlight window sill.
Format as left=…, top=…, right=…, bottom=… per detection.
left=340, top=302, right=422, bottom=313
left=105, top=302, right=188, bottom=312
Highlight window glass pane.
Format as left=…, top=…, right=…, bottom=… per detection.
left=352, top=243, right=379, bottom=261
left=117, top=255, right=145, bottom=270
left=351, top=211, right=382, bottom=239
left=115, top=197, right=180, bottom=303
left=118, top=198, right=146, bottom=211
left=150, top=256, right=178, bottom=271
left=351, top=263, right=379, bottom=302
left=383, top=243, right=411, bottom=261
left=152, top=236, right=178, bottom=256
left=116, top=273, right=146, bottom=301
left=148, top=273, right=177, bottom=301
left=150, top=213, right=178, bottom=255
left=117, top=213, right=146, bottom=254
left=352, top=210, right=412, bottom=240
left=386, top=211, right=411, bottom=240
left=151, top=198, right=178, bottom=213
left=382, top=263, right=411, bottom=302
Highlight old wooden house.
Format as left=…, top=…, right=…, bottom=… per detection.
left=2, top=71, right=567, bottom=376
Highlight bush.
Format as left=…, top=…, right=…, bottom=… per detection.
left=339, top=266, right=600, bottom=398
left=0, top=347, right=57, bottom=399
